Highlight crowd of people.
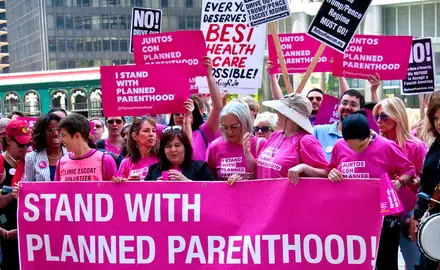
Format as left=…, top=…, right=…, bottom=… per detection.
left=0, top=59, right=437, bottom=270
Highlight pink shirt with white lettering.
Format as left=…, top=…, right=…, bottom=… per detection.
left=256, top=130, right=329, bottom=179
left=118, top=156, right=158, bottom=179
left=397, top=136, right=427, bottom=213
left=329, top=135, right=416, bottom=179
left=207, top=136, right=267, bottom=180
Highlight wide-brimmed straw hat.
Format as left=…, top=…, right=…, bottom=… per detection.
left=262, top=93, right=313, bottom=134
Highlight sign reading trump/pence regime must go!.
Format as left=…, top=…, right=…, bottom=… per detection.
left=18, top=179, right=383, bottom=270
left=100, top=65, right=190, bottom=117
left=243, top=0, right=291, bottom=27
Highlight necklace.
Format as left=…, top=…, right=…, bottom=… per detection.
left=4, top=152, right=17, bottom=164
left=47, top=154, right=62, bottom=160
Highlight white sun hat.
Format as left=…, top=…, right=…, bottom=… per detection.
left=262, top=93, right=313, bottom=134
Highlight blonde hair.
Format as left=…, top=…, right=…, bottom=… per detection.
left=373, top=97, right=414, bottom=149
left=239, top=96, right=259, bottom=114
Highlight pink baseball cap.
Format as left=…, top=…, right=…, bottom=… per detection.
left=6, top=120, right=31, bottom=145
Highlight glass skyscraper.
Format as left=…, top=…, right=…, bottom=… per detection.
left=5, top=0, right=202, bottom=72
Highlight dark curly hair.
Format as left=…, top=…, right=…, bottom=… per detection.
left=157, top=129, right=193, bottom=171
left=32, top=113, right=62, bottom=151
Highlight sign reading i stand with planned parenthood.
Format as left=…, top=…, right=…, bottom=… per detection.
left=307, top=0, right=373, bottom=53
left=402, top=38, right=437, bottom=95
left=129, top=8, right=162, bottom=53
left=243, top=0, right=291, bottom=27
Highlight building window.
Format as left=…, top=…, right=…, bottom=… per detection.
left=67, top=38, right=75, bottom=52
left=111, top=39, right=119, bottom=51
left=68, top=60, right=76, bottom=69
left=185, top=0, right=192, bottom=8
left=23, top=91, right=41, bottom=116
left=94, top=38, right=102, bottom=51
left=58, top=39, right=66, bottom=52
left=119, top=15, right=127, bottom=29
left=187, top=15, right=194, bottom=29
left=3, top=92, right=21, bottom=115
left=77, top=60, right=94, bottom=68
left=103, top=39, right=111, bottom=51
left=179, top=16, right=185, bottom=29
left=76, top=38, right=85, bottom=52
left=56, top=16, right=65, bottom=29
left=49, top=38, right=57, bottom=52
left=65, top=15, right=74, bottom=29
left=92, top=15, right=100, bottom=29
left=51, top=90, right=69, bottom=111
left=71, top=89, right=88, bottom=112
left=102, top=15, right=110, bottom=29
left=83, top=16, right=92, bottom=29
left=110, top=15, right=119, bottom=29
left=75, top=16, right=83, bottom=29
left=120, top=39, right=128, bottom=51
left=90, top=88, right=103, bottom=117
left=161, top=0, right=168, bottom=8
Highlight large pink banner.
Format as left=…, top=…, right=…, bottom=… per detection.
left=133, top=31, right=207, bottom=94
left=18, top=179, right=382, bottom=269
left=332, top=35, right=412, bottom=80
left=100, top=64, right=190, bottom=117
left=268, top=33, right=334, bottom=74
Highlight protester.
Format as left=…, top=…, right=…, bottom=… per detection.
left=55, top=113, right=117, bottom=181
left=207, top=101, right=266, bottom=182
left=314, top=89, right=365, bottom=162
left=47, top=108, right=68, bottom=118
left=306, top=88, right=323, bottom=125
left=89, top=117, right=105, bottom=143
left=239, top=96, right=259, bottom=120
left=24, top=113, right=67, bottom=182
left=7, top=111, right=25, bottom=120
left=0, top=118, right=11, bottom=153
left=328, top=111, right=416, bottom=270
left=412, top=91, right=440, bottom=147
left=373, top=97, right=427, bottom=269
left=410, top=94, right=440, bottom=270
left=167, top=57, right=223, bottom=161
left=96, top=117, right=125, bottom=155
left=0, top=120, right=32, bottom=270
left=254, top=112, right=277, bottom=140
left=250, top=93, right=328, bottom=183
left=145, top=126, right=216, bottom=181
left=119, top=124, right=131, bottom=158
left=112, top=118, right=159, bottom=182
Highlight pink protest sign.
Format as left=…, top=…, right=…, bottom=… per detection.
left=133, top=30, right=207, bottom=94
left=17, top=117, right=38, bottom=130
left=313, top=94, right=340, bottom=126
left=380, top=174, right=404, bottom=216
left=268, top=33, right=334, bottom=74
left=100, top=64, right=190, bottom=117
left=332, top=35, right=412, bottom=80
left=18, top=179, right=382, bottom=269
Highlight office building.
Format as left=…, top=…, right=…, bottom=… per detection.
left=0, top=0, right=8, bottom=74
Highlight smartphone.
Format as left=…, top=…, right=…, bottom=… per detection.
left=161, top=171, right=169, bottom=181
left=1, top=186, right=13, bottom=195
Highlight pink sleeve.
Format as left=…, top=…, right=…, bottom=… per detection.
left=102, top=154, right=117, bottom=181
left=414, top=142, right=428, bottom=176
left=199, top=122, right=217, bottom=144
left=388, top=143, right=416, bottom=177
left=156, top=124, right=166, bottom=139
left=299, top=135, right=329, bottom=170
left=206, top=144, right=218, bottom=178
left=117, top=158, right=128, bottom=178
left=328, top=142, right=340, bottom=170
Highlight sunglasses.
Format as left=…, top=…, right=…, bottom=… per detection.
left=107, top=119, right=123, bottom=125
left=253, top=126, right=273, bottom=133
left=163, top=125, right=183, bottom=134
left=308, top=96, right=322, bottom=102
left=11, top=137, right=31, bottom=149
left=374, top=113, right=389, bottom=122
left=46, top=127, right=59, bottom=136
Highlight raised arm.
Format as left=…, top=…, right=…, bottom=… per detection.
left=367, top=73, right=380, bottom=102
left=338, top=77, right=350, bottom=96
left=204, top=56, right=223, bottom=134
left=267, top=61, right=283, bottom=100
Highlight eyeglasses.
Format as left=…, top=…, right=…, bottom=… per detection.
left=220, top=123, right=241, bottom=132
left=11, top=137, right=31, bottom=149
left=374, top=113, right=389, bottom=122
left=340, top=100, right=360, bottom=108
left=46, top=127, right=59, bottom=136
left=253, top=126, right=273, bottom=134
left=308, top=96, right=322, bottom=102
left=163, top=125, right=183, bottom=134
left=94, top=124, right=103, bottom=129
left=107, top=119, right=123, bottom=125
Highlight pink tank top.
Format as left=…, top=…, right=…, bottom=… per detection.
left=58, top=150, right=104, bottom=181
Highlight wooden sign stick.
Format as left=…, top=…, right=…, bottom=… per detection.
left=295, top=43, right=326, bottom=94
left=269, top=22, right=293, bottom=94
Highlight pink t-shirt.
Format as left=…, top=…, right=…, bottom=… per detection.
left=398, top=136, right=428, bottom=213
left=256, top=130, right=329, bottom=179
left=207, top=136, right=267, bottom=180
left=329, top=135, right=416, bottom=179
left=104, top=139, right=123, bottom=155
left=157, top=122, right=220, bottom=161
left=118, top=156, right=158, bottom=179
left=55, top=149, right=117, bottom=181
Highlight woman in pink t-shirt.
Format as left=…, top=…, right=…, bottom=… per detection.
left=207, top=101, right=266, bottom=182
left=114, top=117, right=159, bottom=181
left=243, top=93, right=329, bottom=183
left=328, top=111, right=415, bottom=270
left=373, top=97, right=427, bottom=269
